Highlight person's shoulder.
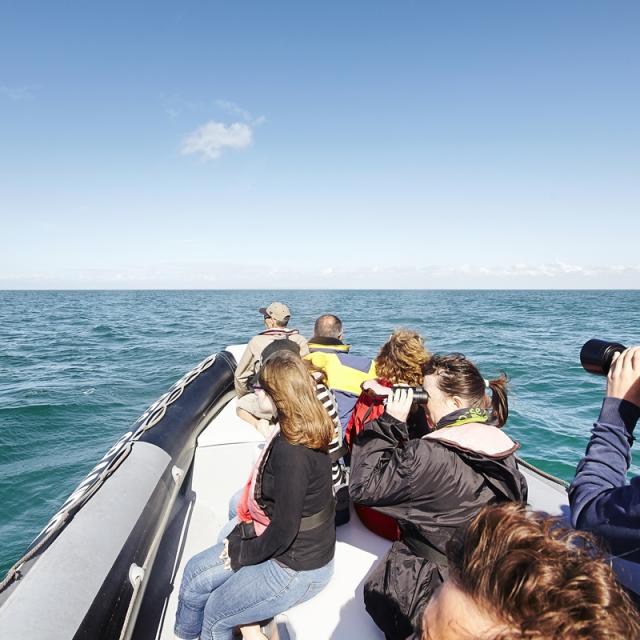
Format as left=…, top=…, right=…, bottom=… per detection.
left=306, top=350, right=329, bottom=363
left=269, top=433, right=291, bottom=461
left=413, top=436, right=458, bottom=464
left=272, top=437, right=318, bottom=471
left=272, top=433, right=300, bottom=455
left=247, top=332, right=265, bottom=347
left=247, top=332, right=273, bottom=351
left=423, top=424, right=518, bottom=458
left=338, top=352, right=375, bottom=372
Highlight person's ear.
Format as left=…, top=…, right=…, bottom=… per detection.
left=452, top=395, right=464, bottom=409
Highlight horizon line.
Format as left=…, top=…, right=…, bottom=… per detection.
left=2, top=288, right=639, bottom=293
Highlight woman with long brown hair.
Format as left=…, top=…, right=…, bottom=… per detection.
left=174, top=350, right=336, bottom=640
left=349, top=353, right=528, bottom=640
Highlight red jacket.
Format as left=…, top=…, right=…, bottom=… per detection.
left=345, top=381, right=400, bottom=541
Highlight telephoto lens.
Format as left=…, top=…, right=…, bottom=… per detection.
left=580, top=339, right=626, bottom=376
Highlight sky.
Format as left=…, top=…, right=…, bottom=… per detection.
left=1, top=1, right=639, bottom=289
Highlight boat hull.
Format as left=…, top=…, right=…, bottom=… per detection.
left=0, top=351, right=236, bottom=640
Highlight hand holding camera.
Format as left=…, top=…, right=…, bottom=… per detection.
left=607, top=346, right=640, bottom=407
left=580, top=339, right=640, bottom=408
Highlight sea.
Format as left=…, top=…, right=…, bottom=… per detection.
left=1, top=289, right=638, bottom=577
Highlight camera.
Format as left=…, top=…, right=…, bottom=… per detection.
left=580, top=339, right=627, bottom=376
left=361, top=380, right=429, bottom=404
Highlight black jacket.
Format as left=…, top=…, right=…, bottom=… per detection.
left=228, top=433, right=336, bottom=571
left=349, top=411, right=527, bottom=639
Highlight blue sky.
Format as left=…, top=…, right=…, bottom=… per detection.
left=1, top=1, right=639, bottom=288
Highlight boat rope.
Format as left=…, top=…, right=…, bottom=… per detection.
left=0, top=352, right=220, bottom=594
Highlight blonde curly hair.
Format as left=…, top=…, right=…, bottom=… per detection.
left=375, top=329, right=430, bottom=386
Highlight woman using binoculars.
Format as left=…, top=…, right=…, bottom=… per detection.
left=349, top=353, right=527, bottom=640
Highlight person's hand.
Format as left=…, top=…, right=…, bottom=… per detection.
left=386, top=387, right=413, bottom=423
left=220, top=538, right=232, bottom=570
left=607, top=346, right=640, bottom=408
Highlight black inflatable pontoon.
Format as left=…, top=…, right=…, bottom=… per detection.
left=0, top=351, right=237, bottom=640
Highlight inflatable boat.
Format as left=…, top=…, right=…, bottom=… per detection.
left=1, top=346, right=637, bottom=640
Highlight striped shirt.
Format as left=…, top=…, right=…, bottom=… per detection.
left=315, top=379, right=348, bottom=489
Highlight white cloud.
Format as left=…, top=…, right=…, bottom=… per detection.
left=426, top=262, right=640, bottom=282
left=181, top=120, right=253, bottom=161
left=216, top=99, right=266, bottom=126
left=0, top=85, right=34, bottom=101
left=216, top=99, right=252, bottom=121
left=2, top=261, right=638, bottom=289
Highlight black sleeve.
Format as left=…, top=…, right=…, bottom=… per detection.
left=407, top=405, right=430, bottom=439
left=229, top=442, right=309, bottom=568
left=348, top=411, right=417, bottom=506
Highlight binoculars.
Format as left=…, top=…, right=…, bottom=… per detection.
left=362, top=380, right=430, bottom=404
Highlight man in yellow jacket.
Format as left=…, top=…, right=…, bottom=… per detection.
left=306, top=314, right=376, bottom=432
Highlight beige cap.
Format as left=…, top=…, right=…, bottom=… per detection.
left=259, top=302, right=291, bottom=322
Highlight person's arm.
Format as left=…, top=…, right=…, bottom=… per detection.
left=315, top=381, right=347, bottom=485
left=234, top=342, right=256, bottom=397
left=349, top=389, right=416, bottom=506
left=227, top=443, right=309, bottom=568
left=294, top=334, right=310, bottom=357
left=569, top=347, right=640, bottom=548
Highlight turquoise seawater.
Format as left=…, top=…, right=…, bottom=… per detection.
left=1, top=289, right=638, bottom=576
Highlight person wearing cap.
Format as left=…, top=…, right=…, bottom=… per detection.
left=235, top=303, right=309, bottom=431
left=305, top=314, right=376, bottom=431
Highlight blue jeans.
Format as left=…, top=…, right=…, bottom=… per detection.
left=174, top=543, right=334, bottom=640
left=227, top=487, right=243, bottom=521
left=216, top=517, right=239, bottom=544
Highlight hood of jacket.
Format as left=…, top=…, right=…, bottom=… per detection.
left=424, top=423, right=526, bottom=503
left=423, top=422, right=518, bottom=458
